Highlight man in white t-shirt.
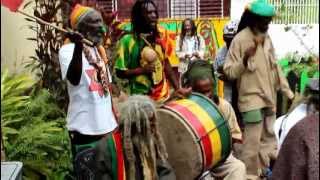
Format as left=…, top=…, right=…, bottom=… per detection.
left=58, top=4, right=118, bottom=179
left=175, top=18, right=205, bottom=84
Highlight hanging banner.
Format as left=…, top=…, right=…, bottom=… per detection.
left=118, top=18, right=229, bottom=66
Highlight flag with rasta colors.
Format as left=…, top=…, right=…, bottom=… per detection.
left=118, top=18, right=228, bottom=66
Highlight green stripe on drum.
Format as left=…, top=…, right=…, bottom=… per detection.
left=106, top=135, right=118, bottom=180
left=189, top=94, right=231, bottom=162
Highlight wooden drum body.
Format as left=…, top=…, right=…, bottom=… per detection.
left=157, top=93, right=231, bottom=179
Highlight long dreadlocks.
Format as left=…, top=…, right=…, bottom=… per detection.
left=237, top=9, right=272, bottom=35
left=131, top=0, right=160, bottom=44
left=179, top=18, right=200, bottom=51
left=118, top=95, right=168, bottom=180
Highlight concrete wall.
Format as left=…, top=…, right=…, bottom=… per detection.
left=1, top=4, right=36, bottom=73
left=1, top=1, right=318, bottom=74
left=268, top=24, right=319, bottom=58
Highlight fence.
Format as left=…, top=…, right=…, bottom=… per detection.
left=269, top=0, right=319, bottom=24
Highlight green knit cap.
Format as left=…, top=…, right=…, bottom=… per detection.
left=182, top=60, right=219, bottom=98
left=184, top=60, right=215, bottom=85
left=246, top=0, right=276, bottom=17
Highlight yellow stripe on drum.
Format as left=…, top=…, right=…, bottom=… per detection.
left=176, top=99, right=222, bottom=167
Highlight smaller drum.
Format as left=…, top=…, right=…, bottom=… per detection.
left=158, top=93, right=231, bottom=179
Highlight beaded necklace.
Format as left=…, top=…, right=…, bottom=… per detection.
left=83, top=44, right=110, bottom=95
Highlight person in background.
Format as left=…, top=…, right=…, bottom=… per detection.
left=274, top=78, right=319, bottom=151
left=271, top=79, right=319, bottom=180
left=115, top=0, right=191, bottom=103
left=213, top=20, right=244, bottom=132
left=214, top=20, right=239, bottom=103
left=182, top=60, right=246, bottom=180
left=222, top=0, right=294, bottom=179
left=175, top=18, right=205, bottom=85
left=59, top=4, right=120, bottom=179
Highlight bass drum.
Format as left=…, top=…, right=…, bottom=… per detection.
left=157, top=93, right=231, bottom=179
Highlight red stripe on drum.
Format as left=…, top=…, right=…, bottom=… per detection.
left=165, top=102, right=213, bottom=169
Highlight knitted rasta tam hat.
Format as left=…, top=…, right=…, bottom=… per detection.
left=70, top=4, right=95, bottom=30
left=245, top=0, right=276, bottom=17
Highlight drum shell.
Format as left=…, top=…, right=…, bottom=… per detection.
left=157, top=93, right=232, bottom=179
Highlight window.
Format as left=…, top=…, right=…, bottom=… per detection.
left=169, top=0, right=227, bottom=18
left=96, top=0, right=115, bottom=14
left=170, top=0, right=197, bottom=18
left=115, top=0, right=168, bottom=20
left=199, top=0, right=223, bottom=17
left=113, top=0, right=230, bottom=19
left=269, top=0, right=319, bottom=24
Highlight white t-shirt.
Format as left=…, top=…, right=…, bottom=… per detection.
left=59, top=43, right=118, bottom=135
left=274, top=103, right=307, bottom=151
left=175, top=35, right=205, bottom=73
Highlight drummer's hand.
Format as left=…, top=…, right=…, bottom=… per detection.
left=217, top=74, right=228, bottom=82
left=217, top=65, right=224, bottom=73
left=173, top=87, right=192, bottom=99
left=184, top=54, right=191, bottom=60
left=288, top=92, right=303, bottom=110
left=192, top=52, right=200, bottom=58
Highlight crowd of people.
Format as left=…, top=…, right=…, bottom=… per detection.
left=58, top=0, right=319, bottom=179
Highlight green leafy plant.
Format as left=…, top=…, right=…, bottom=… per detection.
left=1, top=70, right=72, bottom=179
left=23, top=0, right=68, bottom=110
left=283, top=52, right=319, bottom=76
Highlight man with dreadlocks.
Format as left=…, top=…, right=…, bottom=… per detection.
left=271, top=78, right=319, bottom=180
left=182, top=60, right=246, bottom=180
left=59, top=4, right=125, bottom=179
left=175, top=18, right=205, bottom=84
left=222, top=0, right=294, bottom=179
left=274, top=78, right=319, bottom=151
left=115, top=0, right=191, bottom=103
left=118, top=95, right=176, bottom=180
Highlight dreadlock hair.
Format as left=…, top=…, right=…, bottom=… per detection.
left=182, top=60, right=220, bottom=105
left=118, top=95, right=168, bottom=180
left=287, top=78, right=319, bottom=116
left=304, top=79, right=319, bottom=115
left=179, top=18, right=200, bottom=51
left=237, top=9, right=272, bottom=35
left=131, top=0, right=160, bottom=44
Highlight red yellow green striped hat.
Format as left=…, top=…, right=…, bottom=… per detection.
left=70, top=4, right=95, bottom=29
left=245, top=0, right=276, bottom=17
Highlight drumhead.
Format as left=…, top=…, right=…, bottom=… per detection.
left=157, top=108, right=203, bottom=180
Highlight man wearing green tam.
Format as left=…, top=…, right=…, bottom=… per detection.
left=223, top=0, right=295, bottom=179
left=183, top=60, right=246, bottom=180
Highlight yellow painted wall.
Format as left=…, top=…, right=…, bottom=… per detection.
left=118, top=18, right=229, bottom=66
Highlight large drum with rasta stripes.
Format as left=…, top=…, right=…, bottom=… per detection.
left=157, top=93, right=232, bottom=179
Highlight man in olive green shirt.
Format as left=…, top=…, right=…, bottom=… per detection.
left=223, top=0, right=294, bottom=179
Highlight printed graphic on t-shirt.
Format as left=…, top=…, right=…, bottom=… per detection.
left=86, top=68, right=104, bottom=97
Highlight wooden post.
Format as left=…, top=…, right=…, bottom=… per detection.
left=17, top=10, right=94, bottom=46
left=1, top=130, right=5, bottom=161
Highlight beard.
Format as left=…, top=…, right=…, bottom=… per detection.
left=186, top=30, right=192, bottom=36
left=85, top=32, right=104, bottom=46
